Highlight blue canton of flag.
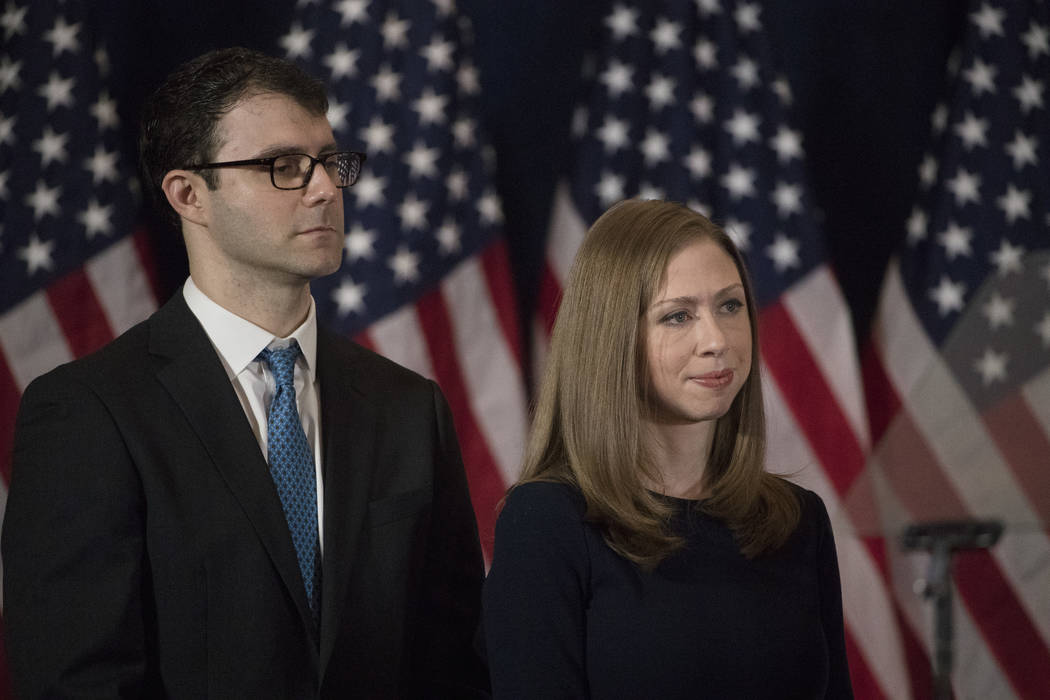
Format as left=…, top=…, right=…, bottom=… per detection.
left=564, top=0, right=822, bottom=307
left=0, top=0, right=139, bottom=310
left=280, top=0, right=505, bottom=334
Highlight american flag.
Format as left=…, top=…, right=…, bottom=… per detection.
left=865, top=0, right=1050, bottom=697
left=278, top=0, right=528, bottom=560
left=536, top=1, right=915, bottom=697
left=0, top=2, right=160, bottom=693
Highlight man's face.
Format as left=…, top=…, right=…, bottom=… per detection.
left=199, top=92, right=345, bottom=287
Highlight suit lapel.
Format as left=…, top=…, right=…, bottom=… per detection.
left=149, top=294, right=317, bottom=636
left=315, top=329, right=378, bottom=676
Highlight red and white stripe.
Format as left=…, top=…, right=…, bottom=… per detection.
left=360, top=239, right=528, bottom=560
left=866, top=260, right=1050, bottom=699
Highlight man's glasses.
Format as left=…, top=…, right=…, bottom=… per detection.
left=181, top=151, right=366, bottom=190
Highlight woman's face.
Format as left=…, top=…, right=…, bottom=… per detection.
left=643, top=239, right=752, bottom=425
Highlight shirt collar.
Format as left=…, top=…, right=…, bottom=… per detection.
left=182, top=276, right=318, bottom=382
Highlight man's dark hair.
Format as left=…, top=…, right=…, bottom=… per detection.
left=138, top=47, right=329, bottom=228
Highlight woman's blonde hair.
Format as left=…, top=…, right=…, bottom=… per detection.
left=519, top=199, right=800, bottom=568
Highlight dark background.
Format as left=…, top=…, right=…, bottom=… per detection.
left=102, top=0, right=966, bottom=346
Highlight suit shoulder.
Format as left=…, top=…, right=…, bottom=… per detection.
left=322, top=330, right=437, bottom=393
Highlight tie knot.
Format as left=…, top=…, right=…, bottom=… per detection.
left=258, top=340, right=301, bottom=389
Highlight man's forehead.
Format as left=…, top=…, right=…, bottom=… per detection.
left=215, top=91, right=335, bottom=155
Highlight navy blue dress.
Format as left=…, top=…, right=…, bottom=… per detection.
left=483, top=480, right=853, bottom=699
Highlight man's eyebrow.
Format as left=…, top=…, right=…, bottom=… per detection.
left=251, top=142, right=342, bottom=159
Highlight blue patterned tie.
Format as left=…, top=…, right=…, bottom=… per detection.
left=257, top=341, right=321, bottom=625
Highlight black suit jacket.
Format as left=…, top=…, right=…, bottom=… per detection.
left=2, top=292, right=488, bottom=699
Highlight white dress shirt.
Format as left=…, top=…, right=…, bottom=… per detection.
left=182, top=277, right=325, bottom=549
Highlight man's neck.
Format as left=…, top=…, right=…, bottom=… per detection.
left=190, top=272, right=313, bottom=338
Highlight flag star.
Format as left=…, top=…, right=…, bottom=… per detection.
left=650, top=18, right=682, bottom=53
left=772, top=77, right=793, bottom=105
left=724, top=109, right=761, bottom=145
left=372, top=65, right=401, bottom=101
left=646, top=74, right=676, bottom=110
left=37, top=71, right=75, bottom=111
left=446, top=168, right=468, bottom=201
left=324, top=44, right=359, bottom=80
left=572, top=106, right=589, bottom=137
left=452, top=117, right=476, bottom=148
left=723, top=217, right=752, bottom=251
left=78, top=198, right=113, bottom=238
left=0, top=56, right=21, bottom=92
left=388, top=245, right=421, bottom=282
left=973, top=348, right=1008, bottom=386
left=605, top=4, right=639, bottom=40
left=94, top=47, right=111, bottom=76
left=18, top=233, right=55, bottom=274
left=477, top=190, right=503, bottom=225
left=962, top=58, right=997, bottom=95
left=360, top=117, right=395, bottom=154
left=381, top=13, right=410, bottom=49
left=981, top=292, right=1015, bottom=330
left=1036, top=311, right=1050, bottom=347
left=344, top=225, right=376, bottom=260
left=0, top=112, right=15, bottom=146
left=597, top=116, right=630, bottom=153
left=327, top=98, right=350, bottom=132
left=84, top=144, right=119, bottom=184
left=43, top=16, right=80, bottom=56
left=953, top=112, right=989, bottom=149
left=595, top=171, right=626, bottom=206
left=770, top=127, right=803, bottom=162
left=937, top=222, right=973, bottom=259
left=684, top=147, right=712, bottom=178
left=0, top=170, right=8, bottom=199
left=765, top=234, right=800, bottom=272
left=946, top=168, right=981, bottom=206
left=25, top=180, right=61, bottom=220
left=970, top=3, right=1005, bottom=39
left=640, top=129, right=670, bottom=165
left=730, top=57, right=760, bottom=90
left=436, top=219, right=461, bottom=254
left=720, top=163, right=756, bottom=200
left=333, top=0, right=368, bottom=25
left=332, top=277, right=366, bottom=315
left=32, top=126, right=70, bottom=167
left=771, top=181, right=802, bottom=218
left=997, top=184, right=1031, bottom=224
left=691, top=93, right=714, bottom=123
left=689, top=200, right=711, bottom=218
left=430, top=0, right=454, bottom=16
left=929, top=276, right=966, bottom=315
left=931, top=104, right=949, bottom=133
left=601, top=60, right=634, bottom=97
left=696, top=0, right=722, bottom=16
left=1013, top=75, right=1044, bottom=114
left=734, top=2, right=762, bottom=32
left=279, top=23, right=314, bottom=59
left=1022, top=21, right=1050, bottom=60
left=413, top=88, right=448, bottom=126
left=397, top=194, right=429, bottom=231
left=421, top=38, right=455, bottom=72
left=90, top=92, right=120, bottom=130
left=1, top=1, right=28, bottom=40
left=906, top=208, right=928, bottom=244
left=351, top=171, right=386, bottom=208
left=404, top=142, right=439, bottom=179
left=693, top=39, right=718, bottom=70
left=990, top=239, right=1024, bottom=276
left=456, top=63, right=480, bottom=95
left=637, top=183, right=666, bottom=200
left=1004, top=130, right=1038, bottom=170
left=918, top=154, right=938, bottom=187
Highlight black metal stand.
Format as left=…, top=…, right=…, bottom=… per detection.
left=901, top=519, right=1003, bottom=700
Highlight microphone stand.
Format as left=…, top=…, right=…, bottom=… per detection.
left=901, top=519, right=1003, bottom=700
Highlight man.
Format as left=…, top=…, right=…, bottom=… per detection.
left=2, top=47, right=488, bottom=698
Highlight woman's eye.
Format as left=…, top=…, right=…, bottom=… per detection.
left=722, top=298, right=744, bottom=313
left=664, top=311, right=690, bottom=325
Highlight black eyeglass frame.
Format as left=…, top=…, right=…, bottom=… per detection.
left=181, top=151, right=367, bottom=190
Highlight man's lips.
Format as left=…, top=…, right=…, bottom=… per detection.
left=690, top=369, right=734, bottom=388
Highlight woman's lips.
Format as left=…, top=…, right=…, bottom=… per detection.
left=691, top=369, right=734, bottom=388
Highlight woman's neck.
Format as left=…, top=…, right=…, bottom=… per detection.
left=641, top=419, right=716, bottom=499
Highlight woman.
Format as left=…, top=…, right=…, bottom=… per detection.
left=483, top=200, right=853, bottom=699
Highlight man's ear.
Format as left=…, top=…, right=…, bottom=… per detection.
left=161, top=170, right=209, bottom=227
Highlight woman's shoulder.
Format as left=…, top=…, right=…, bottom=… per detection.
left=502, top=480, right=587, bottom=523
